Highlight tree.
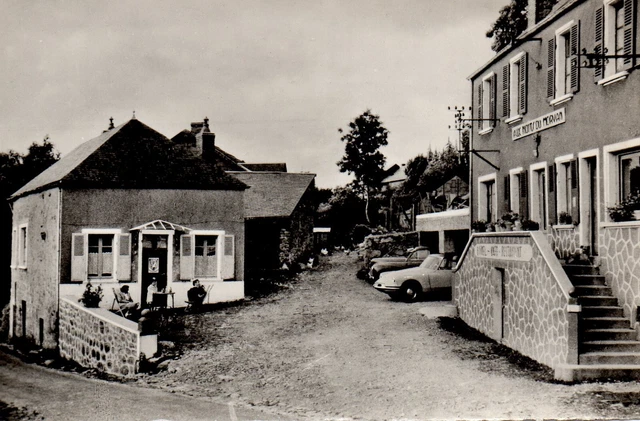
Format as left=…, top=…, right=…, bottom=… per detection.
left=1, top=136, right=60, bottom=312
left=486, top=0, right=558, bottom=52
left=337, top=110, right=389, bottom=224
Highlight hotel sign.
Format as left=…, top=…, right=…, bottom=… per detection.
left=512, top=108, right=565, bottom=141
left=475, top=243, right=533, bottom=262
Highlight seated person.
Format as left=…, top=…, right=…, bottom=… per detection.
left=116, top=285, right=139, bottom=317
left=187, top=279, right=207, bottom=306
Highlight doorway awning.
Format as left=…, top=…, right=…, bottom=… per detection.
left=129, top=220, right=192, bottom=232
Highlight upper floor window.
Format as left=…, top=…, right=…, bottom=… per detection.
left=503, top=53, right=528, bottom=123
left=596, top=0, right=636, bottom=85
left=548, top=21, right=580, bottom=105
left=478, top=72, right=496, bottom=135
left=18, top=224, right=28, bottom=268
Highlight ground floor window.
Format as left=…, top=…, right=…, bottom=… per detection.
left=195, top=235, right=218, bottom=277
left=620, top=150, right=640, bottom=199
left=604, top=138, right=640, bottom=221
left=88, top=234, right=114, bottom=279
left=180, top=230, right=235, bottom=280
left=478, top=174, right=497, bottom=222
left=530, top=163, right=548, bottom=229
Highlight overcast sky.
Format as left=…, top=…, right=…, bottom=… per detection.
left=1, top=0, right=507, bottom=188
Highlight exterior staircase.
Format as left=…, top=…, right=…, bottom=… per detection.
left=563, top=263, right=640, bottom=380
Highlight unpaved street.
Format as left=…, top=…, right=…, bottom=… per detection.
left=136, top=254, right=640, bottom=420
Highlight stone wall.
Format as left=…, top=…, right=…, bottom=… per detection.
left=454, top=232, right=578, bottom=370
left=59, top=298, right=153, bottom=377
left=599, top=225, right=640, bottom=321
left=550, top=226, right=581, bottom=259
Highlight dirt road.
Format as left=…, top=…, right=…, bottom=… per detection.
left=136, top=253, right=640, bottom=420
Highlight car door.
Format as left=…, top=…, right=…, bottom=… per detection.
left=428, top=258, right=453, bottom=290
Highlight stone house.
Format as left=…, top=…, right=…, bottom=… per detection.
left=457, top=0, right=640, bottom=380
left=9, top=118, right=247, bottom=348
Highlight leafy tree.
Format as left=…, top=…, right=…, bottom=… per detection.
left=337, top=110, right=389, bottom=224
left=1, top=136, right=60, bottom=309
left=486, top=0, right=558, bottom=52
left=316, top=185, right=367, bottom=247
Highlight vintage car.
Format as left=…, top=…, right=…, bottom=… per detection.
left=367, top=246, right=430, bottom=282
left=373, top=254, right=455, bottom=302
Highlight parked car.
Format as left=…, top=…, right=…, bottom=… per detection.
left=373, top=254, right=455, bottom=302
left=367, top=246, right=430, bottom=282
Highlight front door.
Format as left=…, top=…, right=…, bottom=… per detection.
left=142, top=235, right=168, bottom=304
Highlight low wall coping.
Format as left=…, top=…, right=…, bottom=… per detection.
left=416, top=208, right=469, bottom=220
left=454, top=231, right=576, bottom=301
left=60, top=296, right=139, bottom=334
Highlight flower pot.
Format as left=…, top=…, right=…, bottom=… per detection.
left=634, top=210, right=640, bottom=220
left=514, top=220, right=522, bottom=231
left=504, top=221, right=514, bottom=231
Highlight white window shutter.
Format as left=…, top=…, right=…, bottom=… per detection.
left=117, top=233, right=132, bottom=281
left=180, top=234, right=194, bottom=280
left=71, top=233, right=87, bottom=282
left=221, top=235, right=235, bottom=280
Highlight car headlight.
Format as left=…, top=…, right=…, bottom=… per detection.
left=378, top=273, right=396, bottom=284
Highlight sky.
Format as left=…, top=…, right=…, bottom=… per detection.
left=1, top=0, right=508, bottom=189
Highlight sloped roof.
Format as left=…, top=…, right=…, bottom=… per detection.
left=11, top=119, right=247, bottom=200
left=229, top=172, right=315, bottom=218
left=242, top=163, right=287, bottom=172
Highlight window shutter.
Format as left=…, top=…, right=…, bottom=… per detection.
left=547, top=38, right=556, bottom=100
left=569, top=22, right=580, bottom=93
left=570, top=159, right=580, bottom=224
left=502, top=64, right=510, bottom=118
left=594, top=7, right=605, bottom=81
left=504, top=175, right=511, bottom=215
left=477, top=83, right=483, bottom=130
left=489, top=74, right=497, bottom=128
left=221, top=235, right=235, bottom=280
left=71, top=233, right=87, bottom=282
left=519, top=172, right=529, bottom=220
left=622, top=0, right=636, bottom=70
left=548, top=165, right=557, bottom=225
left=518, top=53, right=528, bottom=114
left=117, top=233, right=131, bottom=281
left=180, top=234, right=194, bottom=280
left=11, top=227, right=17, bottom=267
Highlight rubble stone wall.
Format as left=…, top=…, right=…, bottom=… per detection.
left=361, top=232, right=420, bottom=268
left=598, top=225, right=640, bottom=320
left=550, top=226, right=581, bottom=259
left=59, top=298, right=139, bottom=377
left=454, top=233, right=572, bottom=370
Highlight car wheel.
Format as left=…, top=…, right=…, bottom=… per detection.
left=400, top=281, right=421, bottom=303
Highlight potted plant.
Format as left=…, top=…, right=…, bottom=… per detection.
left=608, top=191, right=640, bottom=222
left=485, top=222, right=496, bottom=232
left=521, top=219, right=540, bottom=231
left=471, top=220, right=487, bottom=233
left=79, top=281, right=103, bottom=308
left=558, top=211, right=572, bottom=225
left=498, top=211, right=518, bottom=231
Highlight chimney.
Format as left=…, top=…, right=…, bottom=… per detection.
left=191, top=117, right=216, bottom=160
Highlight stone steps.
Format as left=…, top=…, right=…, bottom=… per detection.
left=561, top=263, right=640, bottom=381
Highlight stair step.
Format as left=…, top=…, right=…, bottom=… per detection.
left=574, top=285, right=612, bottom=296
left=580, top=352, right=640, bottom=365
left=581, top=306, right=625, bottom=318
left=582, top=317, right=630, bottom=329
left=583, top=329, right=638, bottom=341
left=562, top=264, right=600, bottom=275
left=582, top=340, right=640, bottom=353
left=569, top=274, right=607, bottom=286
left=579, top=296, right=620, bottom=306
left=557, top=363, right=640, bottom=381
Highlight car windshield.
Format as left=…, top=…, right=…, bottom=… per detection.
left=419, top=255, right=442, bottom=270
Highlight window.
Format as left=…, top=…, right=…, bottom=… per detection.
left=478, top=72, right=496, bottom=134
left=555, top=155, right=575, bottom=218
left=18, top=224, right=28, bottom=268
left=620, top=150, right=640, bottom=199
left=509, top=168, right=524, bottom=214
left=478, top=174, right=497, bottom=222
left=87, top=234, right=114, bottom=279
left=548, top=21, right=580, bottom=104
left=195, top=235, right=218, bottom=278
left=597, top=0, right=636, bottom=84
left=604, top=139, right=640, bottom=220
left=503, top=53, right=528, bottom=123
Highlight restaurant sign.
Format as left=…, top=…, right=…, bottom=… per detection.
left=512, top=108, right=565, bottom=141
left=475, top=243, right=533, bottom=262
